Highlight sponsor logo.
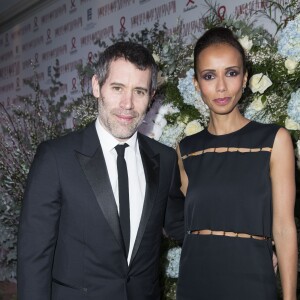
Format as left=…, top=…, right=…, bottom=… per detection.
left=71, top=77, right=79, bottom=94
left=35, top=53, right=40, bottom=66
left=70, top=37, right=77, bottom=54
left=16, top=77, right=21, bottom=91
left=33, top=16, right=39, bottom=31
left=46, top=28, right=52, bottom=44
left=70, top=0, right=77, bottom=13
left=183, top=0, right=197, bottom=12
left=84, top=8, right=96, bottom=30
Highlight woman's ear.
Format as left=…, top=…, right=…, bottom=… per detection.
left=193, top=77, right=200, bottom=92
left=92, top=75, right=100, bottom=98
left=243, top=71, right=248, bottom=88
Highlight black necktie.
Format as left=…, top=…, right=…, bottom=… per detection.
left=115, top=144, right=130, bottom=257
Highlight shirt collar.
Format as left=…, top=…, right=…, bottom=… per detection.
left=95, top=118, right=138, bottom=153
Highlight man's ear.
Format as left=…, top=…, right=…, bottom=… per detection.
left=92, top=75, right=100, bottom=98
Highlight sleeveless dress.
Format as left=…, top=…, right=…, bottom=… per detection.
left=176, top=121, right=280, bottom=300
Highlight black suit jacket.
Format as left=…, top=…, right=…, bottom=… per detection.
left=17, top=121, right=184, bottom=300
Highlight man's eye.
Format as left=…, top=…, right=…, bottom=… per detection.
left=112, top=86, right=122, bottom=92
left=135, top=89, right=146, bottom=96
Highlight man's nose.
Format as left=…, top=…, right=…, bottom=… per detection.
left=120, top=91, right=134, bottom=109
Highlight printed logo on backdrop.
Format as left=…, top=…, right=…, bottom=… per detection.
left=35, top=53, right=40, bottom=67
left=15, top=45, right=20, bottom=59
left=131, top=1, right=176, bottom=28
left=4, top=33, right=9, bottom=47
left=235, top=1, right=270, bottom=18
left=217, top=5, right=226, bottom=21
left=84, top=8, right=96, bottom=30
left=184, top=0, right=197, bottom=12
left=46, top=65, right=52, bottom=84
left=120, top=16, right=126, bottom=32
left=70, top=0, right=77, bottom=13
left=71, top=77, right=79, bottom=94
left=87, top=52, right=94, bottom=64
left=70, top=37, right=78, bottom=54
left=46, top=28, right=52, bottom=45
left=33, top=16, right=39, bottom=32
left=48, top=66, right=52, bottom=77
left=16, top=77, right=21, bottom=91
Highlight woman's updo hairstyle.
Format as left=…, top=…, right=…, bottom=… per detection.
left=194, top=27, right=247, bottom=79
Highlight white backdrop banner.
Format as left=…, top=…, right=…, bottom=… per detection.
left=0, top=0, right=295, bottom=108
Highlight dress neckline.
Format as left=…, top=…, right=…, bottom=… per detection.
left=205, top=121, right=253, bottom=137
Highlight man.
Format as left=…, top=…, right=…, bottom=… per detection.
left=17, top=42, right=184, bottom=299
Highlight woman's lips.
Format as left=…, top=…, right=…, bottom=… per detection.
left=213, top=97, right=231, bottom=105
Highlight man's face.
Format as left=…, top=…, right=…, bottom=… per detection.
left=93, top=58, right=152, bottom=141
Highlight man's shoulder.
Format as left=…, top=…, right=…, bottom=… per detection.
left=138, top=132, right=175, bottom=154
left=40, top=121, right=96, bottom=150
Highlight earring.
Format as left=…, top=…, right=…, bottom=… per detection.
left=242, top=86, right=246, bottom=93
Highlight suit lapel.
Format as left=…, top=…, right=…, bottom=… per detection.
left=130, top=134, right=160, bottom=265
left=75, top=123, right=124, bottom=252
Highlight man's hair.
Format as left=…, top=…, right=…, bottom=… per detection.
left=95, top=41, right=158, bottom=94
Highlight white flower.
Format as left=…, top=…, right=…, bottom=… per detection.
left=249, top=73, right=272, bottom=94
left=157, top=70, right=165, bottom=87
left=284, top=58, right=298, bottom=74
left=285, top=117, right=300, bottom=130
left=184, top=120, right=204, bottom=136
left=249, top=95, right=266, bottom=111
left=165, top=247, right=181, bottom=278
left=152, top=53, right=160, bottom=63
left=238, top=36, right=253, bottom=52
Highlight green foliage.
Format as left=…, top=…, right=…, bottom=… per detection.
left=0, top=62, right=70, bottom=280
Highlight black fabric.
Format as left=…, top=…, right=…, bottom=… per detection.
left=115, top=143, right=130, bottom=257
left=177, top=121, right=280, bottom=300
left=17, top=121, right=185, bottom=300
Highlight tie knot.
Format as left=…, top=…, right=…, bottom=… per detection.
left=115, top=143, right=128, bottom=157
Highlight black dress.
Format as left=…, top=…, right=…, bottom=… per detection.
left=177, top=121, right=280, bottom=300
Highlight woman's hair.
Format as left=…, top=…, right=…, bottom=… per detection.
left=194, top=27, right=247, bottom=79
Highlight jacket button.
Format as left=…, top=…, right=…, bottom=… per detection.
left=126, top=276, right=131, bottom=283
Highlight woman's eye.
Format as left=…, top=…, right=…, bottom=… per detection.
left=203, top=73, right=214, bottom=80
left=227, top=70, right=239, bottom=77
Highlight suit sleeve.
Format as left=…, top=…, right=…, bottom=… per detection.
left=164, top=151, right=185, bottom=243
left=17, top=141, right=61, bottom=300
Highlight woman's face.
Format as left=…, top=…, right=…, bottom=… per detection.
left=194, top=43, right=247, bottom=117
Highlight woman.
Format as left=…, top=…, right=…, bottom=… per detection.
left=176, top=27, right=297, bottom=299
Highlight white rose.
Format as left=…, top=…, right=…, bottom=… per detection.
left=284, top=58, right=298, bottom=74
left=184, top=120, right=204, bottom=136
left=238, top=36, right=253, bottom=52
left=249, top=95, right=266, bottom=111
left=285, top=117, right=300, bottom=130
left=157, top=70, right=165, bottom=87
left=152, top=53, right=160, bottom=63
left=249, top=73, right=272, bottom=94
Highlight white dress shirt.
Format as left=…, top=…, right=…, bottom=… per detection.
left=95, top=119, right=146, bottom=264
